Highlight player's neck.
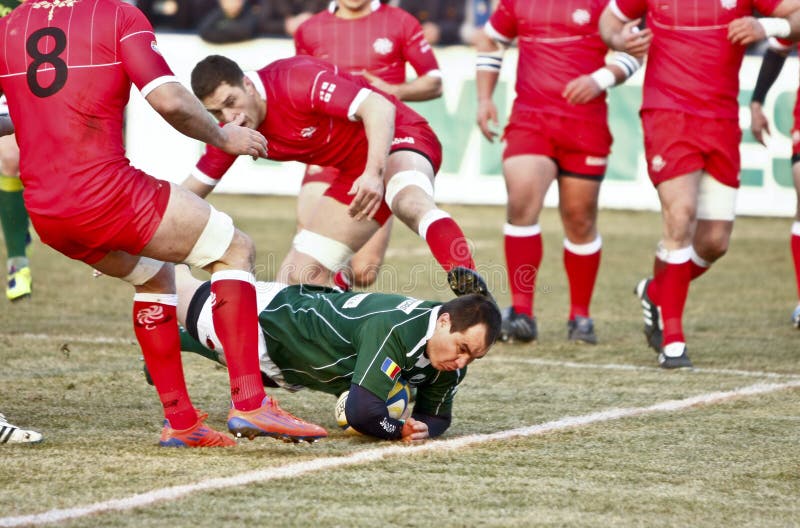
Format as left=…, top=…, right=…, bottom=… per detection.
left=335, top=7, right=371, bottom=19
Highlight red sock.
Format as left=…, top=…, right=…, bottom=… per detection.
left=563, top=236, right=602, bottom=319
left=333, top=269, right=351, bottom=291
left=792, top=223, right=800, bottom=299
left=418, top=209, right=475, bottom=272
left=504, top=223, right=542, bottom=317
left=133, top=294, right=195, bottom=430
left=647, top=256, right=667, bottom=303
left=211, top=271, right=265, bottom=411
left=689, top=249, right=710, bottom=281
left=659, top=255, right=692, bottom=346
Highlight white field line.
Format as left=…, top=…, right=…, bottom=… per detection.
left=1, top=333, right=134, bottom=345
left=487, top=356, right=800, bottom=380
left=2, top=379, right=799, bottom=528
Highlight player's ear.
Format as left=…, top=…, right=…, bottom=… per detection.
left=437, top=312, right=451, bottom=327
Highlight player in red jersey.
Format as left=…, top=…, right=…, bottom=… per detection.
left=0, top=0, right=327, bottom=446
left=475, top=0, right=644, bottom=345
left=293, top=0, right=443, bottom=289
left=750, top=37, right=800, bottom=328
left=187, top=54, right=491, bottom=298
left=600, top=0, right=800, bottom=368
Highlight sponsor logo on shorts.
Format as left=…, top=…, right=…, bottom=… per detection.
left=585, top=156, right=607, bottom=166
left=651, top=155, right=666, bottom=173
left=300, top=126, right=317, bottom=138
left=343, top=292, right=370, bottom=308
left=409, top=374, right=427, bottom=384
left=380, top=417, right=397, bottom=433
left=392, top=136, right=416, bottom=146
left=720, top=0, right=735, bottom=9
left=396, top=298, right=423, bottom=313
left=572, top=9, right=590, bottom=25
left=373, top=37, right=393, bottom=55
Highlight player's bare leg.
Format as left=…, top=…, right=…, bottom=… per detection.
left=500, top=154, right=556, bottom=342
left=558, top=175, right=602, bottom=344
left=0, top=134, right=31, bottom=301
left=279, top=195, right=379, bottom=286
left=384, top=150, right=486, bottom=298
left=790, top=162, right=800, bottom=327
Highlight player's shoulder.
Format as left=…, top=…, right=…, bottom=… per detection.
left=378, top=4, right=422, bottom=26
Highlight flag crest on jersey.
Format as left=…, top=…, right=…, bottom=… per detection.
left=380, top=358, right=401, bottom=380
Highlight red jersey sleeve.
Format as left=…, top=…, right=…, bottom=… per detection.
left=754, top=0, right=783, bottom=15
left=610, top=0, right=646, bottom=21
left=285, top=63, right=370, bottom=121
left=118, top=6, right=175, bottom=92
left=399, top=13, right=440, bottom=77
left=194, top=142, right=236, bottom=184
left=486, top=0, right=518, bottom=43
left=294, top=22, right=311, bottom=56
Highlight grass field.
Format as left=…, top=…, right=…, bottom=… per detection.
left=1, top=194, right=799, bottom=527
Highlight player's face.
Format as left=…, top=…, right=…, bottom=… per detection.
left=425, top=313, right=489, bottom=372
left=338, top=0, right=373, bottom=14
left=201, top=78, right=265, bottom=129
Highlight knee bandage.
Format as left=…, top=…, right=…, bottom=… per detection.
left=697, top=174, right=737, bottom=221
left=384, top=170, right=434, bottom=212
left=183, top=206, right=235, bottom=268
left=122, top=257, right=164, bottom=286
left=292, top=229, right=354, bottom=272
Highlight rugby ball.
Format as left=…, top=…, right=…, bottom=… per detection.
left=335, top=378, right=411, bottom=436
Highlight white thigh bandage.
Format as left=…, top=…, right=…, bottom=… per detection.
left=292, top=229, right=354, bottom=271
left=183, top=206, right=235, bottom=268
left=122, top=257, right=164, bottom=286
left=697, top=173, right=737, bottom=221
left=384, top=170, right=434, bottom=212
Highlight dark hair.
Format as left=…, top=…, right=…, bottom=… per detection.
left=191, top=55, right=246, bottom=101
left=439, top=295, right=501, bottom=349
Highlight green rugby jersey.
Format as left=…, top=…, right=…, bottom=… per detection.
left=259, top=285, right=466, bottom=418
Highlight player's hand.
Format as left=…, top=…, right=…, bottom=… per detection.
left=728, top=16, right=765, bottom=46
left=400, top=417, right=429, bottom=443
left=563, top=75, right=605, bottom=104
left=477, top=99, right=499, bottom=142
left=750, top=101, right=771, bottom=146
left=362, top=71, right=396, bottom=97
left=220, top=113, right=268, bottom=160
left=617, top=19, right=651, bottom=58
left=347, top=172, right=384, bottom=221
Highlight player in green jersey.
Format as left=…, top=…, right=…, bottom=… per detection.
left=174, top=266, right=501, bottom=442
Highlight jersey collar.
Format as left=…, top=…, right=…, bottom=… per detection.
left=328, top=0, right=381, bottom=14
left=407, top=305, right=441, bottom=359
left=245, top=70, right=266, bottom=100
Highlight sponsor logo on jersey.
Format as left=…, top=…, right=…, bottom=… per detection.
left=136, top=305, right=165, bottom=331
left=585, top=156, right=607, bottom=166
left=650, top=155, right=666, bottom=172
left=392, top=136, right=415, bottom=146
left=396, top=298, right=423, bottom=313
left=572, top=9, right=590, bottom=25
left=300, top=126, right=317, bottom=138
left=343, top=292, right=370, bottom=308
left=381, top=357, right=401, bottom=380
left=373, top=37, right=393, bottom=55
left=720, top=0, right=735, bottom=9
left=319, top=81, right=336, bottom=103
left=150, top=41, right=163, bottom=56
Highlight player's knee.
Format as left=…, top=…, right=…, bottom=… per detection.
left=351, top=262, right=381, bottom=287
left=222, top=229, right=256, bottom=270
left=121, top=257, right=166, bottom=287
left=292, top=229, right=353, bottom=276
left=560, top=206, right=596, bottom=240
left=385, top=170, right=434, bottom=219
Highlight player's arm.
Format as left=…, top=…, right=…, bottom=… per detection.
left=728, top=0, right=800, bottom=45
left=598, top=5, right=651, bottom=58
left=750, top=43, right=791, bottom=145
left=363, top=71, right=443, bottom=102
left=562, top=52, right=642, bottom=105
left=474, top=27, right=505, bottom=142
left=348, top=91, right=395, bottom=221
left=345, top=383, right=426, bottom=441
left=180, top=173, right=216, bottom=198
left=0, top=115, right=13, bottom=137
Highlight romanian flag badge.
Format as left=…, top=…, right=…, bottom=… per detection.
left=380, top=357, right=401, bottom=380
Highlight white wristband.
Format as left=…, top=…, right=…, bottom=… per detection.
left=590, top=67, right=616, bottom=91
left=758, top=18, right=791, bottom=38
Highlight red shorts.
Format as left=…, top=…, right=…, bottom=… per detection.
left=641, top=109, right=741, bottom=188
left=301, top=165, right=340, bottom=186
left=323, top=121, right=442, bottom=226
left=28, top=169, right=171, bottom=265
left=502, top=110, right=612, bottom=177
